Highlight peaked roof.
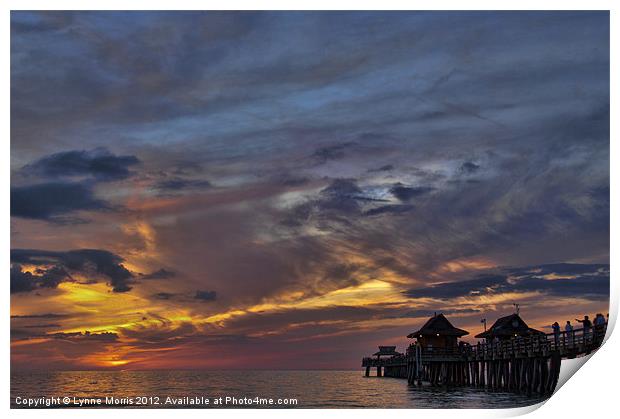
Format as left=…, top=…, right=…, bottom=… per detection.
left=475, top=313, right=545, bottom=339
left=373, top=345, right=401, bottom=356
left=407, top=313, right=469, bottom=338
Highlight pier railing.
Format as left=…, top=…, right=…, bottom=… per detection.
left=464, top=323, right=607, bottom=360
left=362, top=322, right=607, bottom=367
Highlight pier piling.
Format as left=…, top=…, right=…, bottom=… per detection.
left=361, top=315, right=606, bottom=397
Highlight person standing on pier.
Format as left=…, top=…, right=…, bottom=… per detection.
left=593, top=313, right=606, bottom=345
left=552, top=322, right=560, bottom=348
left=575, top=316, right=592, bottom=344
left=565, top=321, right=574, bottom=348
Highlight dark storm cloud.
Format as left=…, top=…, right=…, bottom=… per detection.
left=389, top=183, right=434, bottom=202
left=11, top=248, right=135, bottom=293
left=10, top=265, right=38, bottom=293
left=282, top=179, right=368, bottom=227
left=318, top=178, right=364, bottom=213
left=11, top=264, right=73, bottom=293
left=194, top=290, right=217, bottom=301
left=11, top=328, right=42, bottom=340
left=141, top=268, right=176, bottom=280
left=459, top=161, right=480, bottom=174
left=317, top=179, right=388, bottom=208
left=10, top=182, right=110, bottom=223
left=283, top=178, right=399, bottom=227
left=23, top=148, right=139, bottom=181
left=34, top=265, right=70, bottom=288
left=404, top=263, right=609, bottom=301
left=11, top=324, right=118, bottom=343
left=321, top=178, right=362, bottom=197
left=49, top=331, right=119, bottom=342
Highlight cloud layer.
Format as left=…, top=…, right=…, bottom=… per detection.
left=11, top=248, right=135, bottom=292
left=23, top=148, right=139, bottom=181
left=10, top=11, right=609, bottom=370
left=11, top=182, right=110, bottom=222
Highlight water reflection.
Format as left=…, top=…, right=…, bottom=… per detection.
left=11, top=370, right=548, bottom=408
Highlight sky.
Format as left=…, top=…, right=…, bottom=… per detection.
left=10, top=11, right=609, bottom=370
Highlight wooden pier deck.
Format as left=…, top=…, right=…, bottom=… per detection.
left=362, top=322, right=607, bottom=396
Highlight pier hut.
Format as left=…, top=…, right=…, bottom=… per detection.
left=365, top=346, right=401, bottom=376
left=474, top=313, right=545, bottom=342
left=406, top=313, right=469, bottom=349
left=373, top=346, right=401, bottom=359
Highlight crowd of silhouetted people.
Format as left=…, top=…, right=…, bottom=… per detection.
left=551, top=313, right=607, bottom=348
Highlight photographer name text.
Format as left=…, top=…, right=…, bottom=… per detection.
left=14, top=395, right=298, bottom=407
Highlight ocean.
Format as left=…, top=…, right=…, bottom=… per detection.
left=11, top=370, right=548, bottom=409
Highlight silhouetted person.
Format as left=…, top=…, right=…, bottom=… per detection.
left=552, top=322, right=560, bottom=347
left=594, top=313, right=605, bottom=326
left=594, top=313, right=606, bottom=345
left=576, top=315, right=592, bottom=343
left=565, top=321, right=574, bottom=347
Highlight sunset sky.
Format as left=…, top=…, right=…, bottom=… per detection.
left=10, top=11, right=609, bottom=370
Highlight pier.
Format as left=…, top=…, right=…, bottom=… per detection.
left=362, top=313, right=607, bottom=396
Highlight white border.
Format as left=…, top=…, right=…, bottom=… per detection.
left=3, top=2, right=617, bottom=418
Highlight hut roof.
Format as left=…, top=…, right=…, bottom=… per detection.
left=407, top=313, right=469, bottom=338
left=373, top=345, right=401, bottom=356
left=474, top=313, right=545, bottom=339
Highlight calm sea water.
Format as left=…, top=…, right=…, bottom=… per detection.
left=11, top=370, right=547, bottom=409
